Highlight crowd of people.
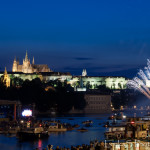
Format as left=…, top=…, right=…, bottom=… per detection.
left=35, top=140, right=112, bottom=150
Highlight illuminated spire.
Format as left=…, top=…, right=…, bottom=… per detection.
left=3, top=67, right=10, bottom=87
left=14, top=56, right=16, bottom=61
left=32, top=56, right=35, bottom=64
left=4, top=67, right=7, bottom=75
left=85, top=69, right=87, bottom=76
left=82, top=69, right=87, bottom=76
left=25, top=50, right=28, bottom=61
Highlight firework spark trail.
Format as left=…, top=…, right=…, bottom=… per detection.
left=147, top=59, right=150, bottom=66
left=138, top=70, right=148, bottom=82
left=134, top=77, right=150, bottom=94
left=145, top=67, right=150, bottom=79
left=127, top=80, right=150, bottom=99
left=145, top=59, right=150, bottom=79
left=127, top=59, right=150, bottom=99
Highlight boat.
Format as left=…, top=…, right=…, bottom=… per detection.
left=105, top=125, right=126, bottom=140
left=105, top=116, right=150, bottom=140
left=8, top=126, right=20, bottom=134
left=77, top=128, right=88, bottom=132
left=17, top=127, right=49, bottom=140
left=48, top=123, right=67, bottom=132
left=126, top=121, right=149, bottom=139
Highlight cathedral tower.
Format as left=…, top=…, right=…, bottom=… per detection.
left=12, top=57, right=18, bottom=72
left=32, top=56, right=35, bottom=65
left=2, top=67, right=10, bottom=87
left=22, top=51, right=33, bottom=73
left=82, top=69, right=87, bottom=76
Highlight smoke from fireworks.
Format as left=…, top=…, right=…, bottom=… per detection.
left=127, top=59, right=150, bottom=99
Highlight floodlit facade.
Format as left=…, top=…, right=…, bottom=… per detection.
left=0, top=72, right=127, bottom=90
left=0, top=55, right=128, bottom=89
left=69, top=76, right=127, bottom=89
left=12, top=51, right=51, bottom=73
left=1, top=67, right=10, bottom=87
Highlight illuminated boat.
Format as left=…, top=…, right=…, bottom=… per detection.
left=8, top=126, right=20, bottom=134
left=17, top=127, right=49, bottom=140
left=105, top=125, right=126, bottom=140
left=48, top=123, right=67, bottom=132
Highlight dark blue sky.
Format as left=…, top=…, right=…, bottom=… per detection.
left=0, top=0, right=150, bottom=77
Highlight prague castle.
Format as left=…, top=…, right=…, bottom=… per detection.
left=0, top=51, right=128, bottom=90
left=12, top=51, right=51, bottom=73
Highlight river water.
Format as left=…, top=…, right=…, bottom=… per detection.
left=0, top=114, right=110, bottom=150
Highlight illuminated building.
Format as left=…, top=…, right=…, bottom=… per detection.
left=74, top=76, right=87, bottom=91
left=0, top=54, right=128, bottom=90
left=0, top=71, right=127, bottom=90
left=12, top=51, right=51, bottom=73
left=69, top=75, right=127, bottom=90
left=82, top=69, right=87, bottom=76
left=1, top=67, right=10, bottom=87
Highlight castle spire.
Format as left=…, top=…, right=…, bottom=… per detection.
left=14, top=56, right=16, bottom=61
left=25, top=50, right=28, bottom=60
left=82, top=69, right=87, bottom=76
left=85, top=69, right=87, bottom=76
left=32, top=56, right=35, bottom=64
left=4, top=67, right=7, bottom=75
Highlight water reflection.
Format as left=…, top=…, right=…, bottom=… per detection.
left=0, top=114, right=109, bottom=150
left=38, top=139, right=42, bottom=149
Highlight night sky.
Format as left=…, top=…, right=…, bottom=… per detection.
left=0, top=0, right=150, bottom=78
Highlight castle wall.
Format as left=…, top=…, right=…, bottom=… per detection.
left=69, top=76, right=127, bottom=89
left=0, top=71, right=128, bottom=90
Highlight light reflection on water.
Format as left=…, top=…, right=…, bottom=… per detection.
left=0, top=114, right=109, bottom=150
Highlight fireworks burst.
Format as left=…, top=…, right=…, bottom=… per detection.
left=127, top=59, right=150, bottom=99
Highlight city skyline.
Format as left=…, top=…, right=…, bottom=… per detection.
left=0, top=0, right=150, bottom=77
left=0, top=50, right=139, bottom=77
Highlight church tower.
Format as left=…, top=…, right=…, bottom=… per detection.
left=22, top=51, right=33, bottom=73
left=2, top=67, right=10, bottom=87
left=32, top=56, right=35, bottom=65
left=82, top=69, right=87, bottom=76
left=12, top=57, right=18, bottom=72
